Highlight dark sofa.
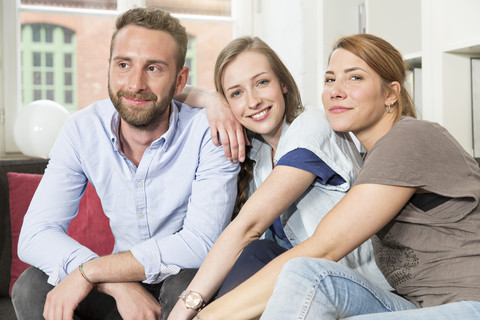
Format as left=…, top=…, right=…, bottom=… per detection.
left=0, top=158, right=48, bottom=320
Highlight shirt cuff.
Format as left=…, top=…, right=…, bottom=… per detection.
left=131, top=241, right=180, bottom=284
left=47, top=251, right=99, bottom=286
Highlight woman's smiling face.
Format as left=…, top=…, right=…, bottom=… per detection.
left=322, top=48, right=390, bottom=138
left=222, top=50, right=287, bottom=147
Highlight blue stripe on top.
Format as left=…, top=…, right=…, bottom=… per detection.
left=270, top=148, right=346, bottom=248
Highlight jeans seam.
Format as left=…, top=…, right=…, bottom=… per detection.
left=296, top=275, right=321, bottom=320
left=321, top=269, right=396, bottom=312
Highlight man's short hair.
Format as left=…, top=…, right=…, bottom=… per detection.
left=110, top=7, right=188, bottom=73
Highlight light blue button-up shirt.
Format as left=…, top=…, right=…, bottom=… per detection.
left=18, top=99, right=239, bottom=285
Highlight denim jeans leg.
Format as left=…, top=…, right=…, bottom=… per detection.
left=261, top=257, right=416, bottom=320
left=12, top=266, right=122, bottom=320
left=158, top=268, right=198, bottom=320
left=345, top=300, right=480, bottom=320
left=11, top=267, right=53, bottom=320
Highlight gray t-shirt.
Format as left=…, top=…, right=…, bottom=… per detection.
left=354, top=116, right=480, bottom=307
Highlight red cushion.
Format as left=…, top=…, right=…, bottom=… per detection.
left=7, top=172, right=114, bottom=295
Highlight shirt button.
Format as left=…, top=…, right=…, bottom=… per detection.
left=138, top=214, right=145, bottom=219
left=137, top=181, right=143, bottom=187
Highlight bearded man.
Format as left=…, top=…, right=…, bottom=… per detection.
left=12, top=7, right=239, bottom=320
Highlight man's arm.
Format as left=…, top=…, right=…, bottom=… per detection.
left=129, top=123, right=240, bottom=284
left=43, top=251, right=163, bottom=320
left=17, top=118, right=99, bottom=284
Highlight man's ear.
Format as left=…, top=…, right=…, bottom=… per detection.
left=174, top=66, right=189, bottom=96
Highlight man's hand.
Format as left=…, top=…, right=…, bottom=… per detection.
left=100, top=282, right=162, bottom=320
left=204, top=91, right=248, bottom=163
left=43, top=268, right=93, bottom=320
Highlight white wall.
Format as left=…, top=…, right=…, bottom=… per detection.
left=250, top=0, right=480, bottom=154
left=1, top=0, right=21, bottom=154
left=245, top=0, right=322, bottom=110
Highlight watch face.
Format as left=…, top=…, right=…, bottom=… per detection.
left=185, top=292, right=202, bottom=309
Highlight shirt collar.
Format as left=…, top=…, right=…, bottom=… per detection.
left=250, top=116, right=290, bottom=164
left=109, top=100, right=180, bottom=152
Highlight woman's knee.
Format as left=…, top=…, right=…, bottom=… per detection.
left=279, top=257, right=338, bottom=279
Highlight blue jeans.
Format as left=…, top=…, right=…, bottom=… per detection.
left=261, top=257, right=480, bottom=320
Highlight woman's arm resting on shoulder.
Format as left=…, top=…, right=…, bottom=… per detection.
left=197, top=183, right=417, bottom=320
left=167, top=166, right=316, bottom=320
left=175, top=85, right=247, bottom=162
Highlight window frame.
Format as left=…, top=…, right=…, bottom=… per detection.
left=22, top=23, right=78, bottom=109
left=1, top=0, right=247, bottom=157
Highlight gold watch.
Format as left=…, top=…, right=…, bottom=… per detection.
left=178, top=290, right=206, bottom=311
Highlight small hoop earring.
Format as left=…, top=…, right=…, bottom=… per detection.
left=386, top=104, right=391, bottom=113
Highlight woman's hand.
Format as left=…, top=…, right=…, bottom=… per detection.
left=204, top=91, right=248, bottom=163
left=175, top=85, right=249, bottom=162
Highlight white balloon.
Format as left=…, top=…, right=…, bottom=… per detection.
left=14, top=100, right=70, bottom=159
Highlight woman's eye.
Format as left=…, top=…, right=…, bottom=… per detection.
left=350, top=75, right=362, bottom=81
left=231, top=90, right=241, bottom=98
left=258, top=79, right=269, bottom=86
left=324, top=78, right=335, bottom=84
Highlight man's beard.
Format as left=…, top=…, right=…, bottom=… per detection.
left=108, top=82, right=176, bottom=129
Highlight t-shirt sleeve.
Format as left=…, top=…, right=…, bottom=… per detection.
left=274, top=106, right=363, bottom=191
left=277, top=148, right=346, bottom=186
left=354, top=117, right=480, bottom=200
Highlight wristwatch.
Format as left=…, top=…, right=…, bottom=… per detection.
left=178, top=290, right=206, bottom=311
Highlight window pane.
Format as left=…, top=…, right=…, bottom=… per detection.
left=21, top=0, right=117, bottom=10
left=64, top=53, right=72, bottom=68
left=64, top=29, right=73, bottom=44
left=46, top=52, right=53, bottom=67
left=45, top=25, right=54, bottom=43
left=64, top=72, right=72, bottom=85
left=46, top=90, right=54, bottom=100
left=65, top=90, right=73, bottom=104
left=46, top=72, right=54, bottom=85
left=146, top=0, right=231, bottom=17
left=33, top=71, right=42, bottom=84
left=33, top=52, right=41, bottom=66
left=32, top=24, right=41, bottom=42
left=34, top=89, right=42, bottom=100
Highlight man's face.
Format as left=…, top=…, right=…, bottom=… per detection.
left=108, top=25, right=183, bottom=129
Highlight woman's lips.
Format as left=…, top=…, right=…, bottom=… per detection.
left=329, top=106, right=351, bottom=114
left=249, top=107, right=271, bottom=121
